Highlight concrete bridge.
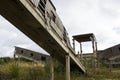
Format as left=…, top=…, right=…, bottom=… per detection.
left=0, top=0, right=86, bottom=79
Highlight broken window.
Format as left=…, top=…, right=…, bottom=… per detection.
left=29, top=0, right=40, bottom=7
left=38, top=0, right=47, bottom=16
left=21, top=50, right=24, bottom=53
left=41, top=56, right=46, bottom=61
left=119, top=47, right=120, bottom=51
left=51, top=11, right=56, bottom=22
left=30, top=53, right=34, bottom=57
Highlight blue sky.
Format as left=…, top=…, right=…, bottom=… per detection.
left=0, top=0, right=120, bottom=57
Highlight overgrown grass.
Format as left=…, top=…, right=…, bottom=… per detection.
left=0, top=61, right=50, bottom=80
left=0, top=59, right=120, bottom=80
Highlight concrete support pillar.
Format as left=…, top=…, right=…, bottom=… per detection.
left=18, top=55, right=21, bottom=62
left=72, top=39, right=75, bottom=51
left=84, top=57, right=87, bottom=68
left=95, top=41, right=98, bottom=70
left=13, top=53, right=16, bottom=60
left=109, top=60, right=112, bottom=74
left=92, top=40, right=97, bottom=73
left=66, top=54, right=70, bottom=80
left=80, top=43, right=83, bottom=62
left=51, top=58, right=54, bottom=80
left=16, top=55, right=21, bottom=66
left=80, top=42, right=82, bottom=54
left=95, top=41, right=98, bottom=53
left=13, top=49, right=17, bottom=61
left=77, top=51, right=80, bottom=60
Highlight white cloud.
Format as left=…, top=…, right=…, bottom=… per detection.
left=0, top=16, right=48, bottom=57
left=52, top=0, right=120, bottom=52
left=0, top=0, right=120, bottom=57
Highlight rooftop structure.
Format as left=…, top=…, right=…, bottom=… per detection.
left=72, top=33, right=98, bottom=73
left=73, top=33, right=95, bottom=42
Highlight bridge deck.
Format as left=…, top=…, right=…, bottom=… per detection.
left=0, top=0, right=86, bottom=73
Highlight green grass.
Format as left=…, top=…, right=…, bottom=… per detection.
left=0, top=61, right=50, bottom=80
left=0, top=59, right=120, bottom=80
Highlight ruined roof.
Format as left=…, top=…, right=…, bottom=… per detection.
left=72, top=33, right=94, bottom=42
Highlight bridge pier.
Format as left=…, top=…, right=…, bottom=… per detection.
left=50, top=57, right=54, bottom=80
left=72, top=39, right=75, bottom=51
left=109, top=60, right=112, bottom=75
left=66, top=54, right=70, bottom=80
left=80, top=42, right=83, bottom=62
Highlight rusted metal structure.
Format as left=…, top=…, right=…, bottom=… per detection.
left=73, top=33, right=98, bottom=73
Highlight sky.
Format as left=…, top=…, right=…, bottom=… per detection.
left=0, top=0, right=120, bottom=57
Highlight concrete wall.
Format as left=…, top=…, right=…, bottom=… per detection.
left=15, top=46, right=50, bottom=63
left=98, top=44, right=120, bottom=65
left=99, top=44, right=120, bottom=60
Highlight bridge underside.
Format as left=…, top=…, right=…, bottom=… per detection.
left=0, top=0, right=85, bottom=73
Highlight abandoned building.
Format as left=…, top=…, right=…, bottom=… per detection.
left=14, top=46, right=50, bottom=63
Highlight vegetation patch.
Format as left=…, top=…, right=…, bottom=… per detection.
left=0, top=58, right=120, bottom=80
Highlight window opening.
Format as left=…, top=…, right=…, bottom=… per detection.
left=38, top=0, right=47, bottom=16
left=51, top=11, right=56, bottom=22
